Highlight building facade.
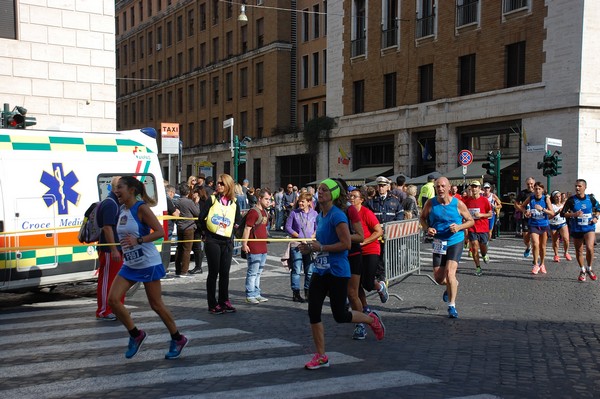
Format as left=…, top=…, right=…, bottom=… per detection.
left=0, top=0, right=116, bottom=132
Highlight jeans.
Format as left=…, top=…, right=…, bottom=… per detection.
left=290, top=247, right=314, bottom=291
left=275, top=208, right=284, bottom=230
left=245, top=252, right=267, bottom=298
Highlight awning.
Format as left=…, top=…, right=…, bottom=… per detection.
left=445, top=158, right=519, bottom=181
left=306, top=166, right=393, bottom=186
left=366, top=173, right=408, bottom=186
left=406, top=171, right=442, bottom=185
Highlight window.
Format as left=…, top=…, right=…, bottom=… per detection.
left=226, top=0, right=233, bottom=19
left=200, top=3, right=206, bottom=30
left=253, top=159, right=261, bottom=188
left=157, top=94, right=163, bottom=118
left=188, top=123, right=195, bottom=145
left=177, top=15, right=183, bottom=41
left=302, top=10, right=309, bottom=42
left=140, top=68, right=144, bottom=89
left=177, top=88, right=183, bottom=113
left=353, top=80, right=364, bottom=113
left=419, top=63, right=433, bottom=102
left=200, top=42, right=206, bottom=67
left=200, top=120, right=206, bottom=145
left=256, top=18, right=264, bottom=47
left=457, top=0, right=479, bottom=26
left=459, top=54, right=476, bottom=95
left=131, top=72, right=136, bottom=91
left=158, top=0, right=162, bottom=11
left=416, top=0, right=436, bottom=38
left=240, top=67, right=248, bottom=98
left=384, top=72, right=396, bottom=108
left=123, top=11, right=127, bottom=31
left=123, top=75, right=127, bottom=94
left=212, top=117, right=219, bottom=143
left=148, top=31, right=153, bottom=54
left=240, top=111, right=247, bottom=135
left=200, top=80, right=206, bottom=107
left=312, top=52, right=319, bottom=86
left=212, top=37, right=219, bottom=63
left=212, top=0, right=219, bottom=25
left=130, top=6, right=135, bottom=27
left=139, top=35, right=144, bottom=58
left=188, top=9, right=194, bottom=36
left=226, top=31, right=233, bottom=57
left=256, top=62, right=264, bottom=94
left=506, top=41, right=525, bottom=87
left=115, top=16, right=119, bottom=36
left=157, top=26, right=163, bottom=48
left=167, top=91, right=173, bottom=114
left=188, top=48, right=195, bottom=72
left=139, top=1, right=144, bottom=21
left=131, top=40, right=136, bottom=62
left=382, top=0, right=398, bottom=48
left=148, top=0, right=152, bottom=17
left=123, top=45, right=128, bottom=65
left=352, top=0, right=366, bottom=56
left=167, top=56, right=172, bottom=78
left=312, top=102, right=319, bottom=118
left=323, top=50, right=327, bottom=83
left=177, top=52, right=183, bottom=75
left=123, top=105, right=128, bottom=126
left=256, top=108, right=264, bottom=138
left=302, top=104, right=309, bottom=127
left=212, top=76, right=219, bottom=104
left=226, top=72, right=233, bottom=101
left=302, top=55, right=309, bottom=89
left=241, top=25, right=248, bottom=52
left=503, top=0, right=528, bottom=13
left=167, top=21, right=173, bottom=46
left=323, top=1, right=327, bottom=36
left=148, top=64, right=153, bottom=81
left=157, top=60, right=163, bottom=80
left=312, top=5, right=320, bottom=38
left=188, top=84, right=195, bottom=111
left=139, top=100, right=144, bottom=121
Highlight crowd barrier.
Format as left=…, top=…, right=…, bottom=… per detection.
left=383, top=219, right=437, bottom=301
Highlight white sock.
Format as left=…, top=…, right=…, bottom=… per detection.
left=448, top=303, right=456, bottom=307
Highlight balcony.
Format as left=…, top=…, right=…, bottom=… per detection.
left=456, top=1, right=479, bottom=27
left=351, top=36, right=366, bottom=57
left=416, top=14, right=435, bottom=38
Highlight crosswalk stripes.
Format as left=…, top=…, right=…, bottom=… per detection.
left=419, top=244, right=533, bottom=264
left=0, top=300, right=502, bottom=399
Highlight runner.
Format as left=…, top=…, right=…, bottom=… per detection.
left=462, top=181, right=492, bottom=276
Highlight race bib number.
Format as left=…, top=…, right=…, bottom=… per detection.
left=123, top=246, right=144, bottom=266
left=432, top=239, right=447, bottom=255
left=531, top=209, right=544, bottom=219
left=468, top=208, right=480, bottom=219
left=313, top=252, right=331, bottom=270
left=578, top=213, right=592, bottom=226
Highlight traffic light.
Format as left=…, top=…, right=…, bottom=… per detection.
left=542, top=151, right=554, bottom=177
left=551, top=151, right=562, bottom=176
left=483, top=151, right=496, bottom=176
left=1, top=104, right=35, bottom=129
left=238, top=137, right=248, bottom=165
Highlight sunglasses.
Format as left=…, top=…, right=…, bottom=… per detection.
left=217, top=181, right=224, bottom=186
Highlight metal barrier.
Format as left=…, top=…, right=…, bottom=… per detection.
left=383, top=219, right=437, bottom=300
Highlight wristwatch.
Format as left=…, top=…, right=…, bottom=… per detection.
left=137, top=237, right=143, bottom=245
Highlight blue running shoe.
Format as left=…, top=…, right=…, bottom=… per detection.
left=378, top=281, right=389, bottom=303
left=352, top=323, right=367, bottom=340
left=125, top=330, right=147, bottom=359
left=448, top=306, right=459, bottom=319
left=442, top=290, right=449, bottom=303
left=523, top=247, right=531, bottom=258
left=165, top=335, right=189, bottom=359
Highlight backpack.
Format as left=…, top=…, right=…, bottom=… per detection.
left=78, top=201, right=103, bottom=243
left=234, top=206, right=264, bottom=239
left=78, top=197, right=117, bottom=244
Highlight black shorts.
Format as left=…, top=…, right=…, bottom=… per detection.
left=571, top=231, right=594, bottom=240
left=468, top=232, right=489, bottom=245
left=530, top=225, right=550, bottom=235
left=349, top=253, right=362, bottom=275
left=433, top=241, right=464, bottom=267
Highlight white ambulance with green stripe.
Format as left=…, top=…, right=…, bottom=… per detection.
left=0, top=127, right=168, bottom=292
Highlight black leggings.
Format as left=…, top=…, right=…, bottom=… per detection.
left=361, top=254, right=379, bottom=292
left=308, top=273, right=352, bottom=324
left=204, top=238, right=233, bottom=308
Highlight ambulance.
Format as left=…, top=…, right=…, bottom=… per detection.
left=0, top=127, right=168, bottom=292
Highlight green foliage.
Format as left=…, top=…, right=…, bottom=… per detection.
left=303, top=116, right=335, bottom=155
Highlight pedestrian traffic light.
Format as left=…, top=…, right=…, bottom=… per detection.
left=542, top=151, right=554, bottom=177
left=1, top=104, right=35, bottom=129
left=483, top=151, right=496, bottom=177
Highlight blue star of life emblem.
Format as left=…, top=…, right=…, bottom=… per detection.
left=40, top=163, right=80, bottom=215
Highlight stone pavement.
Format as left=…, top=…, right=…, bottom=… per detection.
left=1, top=235, right=599, bottom=398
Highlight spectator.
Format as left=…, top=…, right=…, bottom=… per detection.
left=418, top=174, right=436, bottom=208
left=174, top=184, right=199, bottom=276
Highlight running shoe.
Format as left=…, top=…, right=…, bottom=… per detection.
left=469, top=250, right=473, bottom=258
left=368, top=311, right=385, bottom=341
left=448, top=306, right=459, bottom=319
left=442, top=290, right=449, bottom=303
left=165, top=335, right=189, bottom=359
left=524, top=247, right=531, bottom=258
left=565, top=253, right=572, bottom=261
left=539, top=264, right=547, bottom=274
left=125, top=330, right=147, bottom=359
left=482, top=254, right=490, bottom=264
left=474, top=267, right=483, bottom=276
left=588, top=270, right=597, bottom=281
left=553, top=255, right=560, bottom=263
left=96, top=313, right=117, bottom=321
left=256, top=296, right=269, bottom=303
left=378, top=281, right=389, bottom=304
left=221, top=300, right=237, bottom=313
left=578, top=271, right=586, bottom=282
left=245, top=297, right=260, bottom=304
left=531, top=264, right=540, bottom=275
left=305, top=353, right=329, bottom=370
left=208, top=305, right=225, bottom=314
left=352, top=323, right=367, bottom=340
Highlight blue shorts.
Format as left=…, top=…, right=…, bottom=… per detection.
left=550, top=223, right=566, bottom=231
left=489, top=215, right=495, bottom=230
left=118, top=264, right=166, bottom=282
left=529, top=225, right=550, bottom=235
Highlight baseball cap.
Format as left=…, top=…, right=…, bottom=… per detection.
left=470, top=180, right=481, bottom=186
left=375, top=176, right=391, bottom=185
left=483, top=182, right=491, bottom=188
left=427, top=174, right=436, bottom=181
